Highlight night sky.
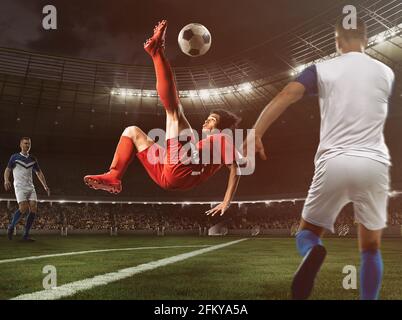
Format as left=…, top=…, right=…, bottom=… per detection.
left=0, top=0, right=338, bottom=66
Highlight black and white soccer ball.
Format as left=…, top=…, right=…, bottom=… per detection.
left=178, top=23, right=211, bottom=57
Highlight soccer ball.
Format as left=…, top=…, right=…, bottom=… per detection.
left=178, top=23, right=212, bottom=57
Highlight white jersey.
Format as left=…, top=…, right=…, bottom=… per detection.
left=297, top=52, right=395, bottom=165
left=7, top=153, right=40, bottom=190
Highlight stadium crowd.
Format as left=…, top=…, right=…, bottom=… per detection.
left=1, top=196, right=402, bottom=232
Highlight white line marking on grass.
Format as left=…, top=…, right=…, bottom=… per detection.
left=0, top=245, right=213, bottom=265
left=10, top=238, right=247, bottom=300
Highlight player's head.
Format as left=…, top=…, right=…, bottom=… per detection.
left=20, top=137, right=31, bottom=153
left=202, top=109, right=241, bottom=132
left=335, top=17, right=368, bottom=54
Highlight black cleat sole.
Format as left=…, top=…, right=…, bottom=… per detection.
left=291, top=244, right=327, bottom=300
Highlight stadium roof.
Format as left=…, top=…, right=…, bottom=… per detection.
left=1, top=0, right=401, bottom=88
left=0, top=0, right=400, bottom=137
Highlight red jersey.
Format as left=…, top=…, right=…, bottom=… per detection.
left=136, top=133, right=238, bottom=190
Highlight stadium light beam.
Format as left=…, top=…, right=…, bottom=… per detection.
left=199, top=90, right=210, bottom=98
left=376, top=35, right=386, bottom=43
left=239, top=82, right=253, bottom=93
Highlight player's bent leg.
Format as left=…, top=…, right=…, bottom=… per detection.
left=144, top=21, right=194, bottom=139
left=7, top=201, right=28, bottom=240
left=28, top=200, right=38, bottom=213
left=22, top=200, right=37, bottom=241
left=298, top=219, right=326, bottom=238
left=18, top=201, right=29, bottom=215
left=165, top=105, right=193, bottom=140
left=144, top=20, right=179, bottom=114
left=123, top=126, right=155, bottom=153
left=291, top=218, right=327, bottom=300
left=84, top=126, right=154, bottom=194
left=358, top=224, right=383, bottom=300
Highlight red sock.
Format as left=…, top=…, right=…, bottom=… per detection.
left=109, top=136, right=135, bottom=179
left=152, top=52, right=180, bottom=113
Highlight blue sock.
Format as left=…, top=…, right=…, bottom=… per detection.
left=8, top=209, right=22, bottom=230
left=295, top=229, right=323, bottom=257
left=23, top=212, right=36, bottom=238
left=360, top=250, right=383, bottom=300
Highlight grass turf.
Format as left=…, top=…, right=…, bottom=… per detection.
left=0, top=235, right=401, bottom=300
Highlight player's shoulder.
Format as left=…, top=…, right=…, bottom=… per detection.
left=317, top=53, right=393, bottom=77
left=7, top=153, right=19, bottom=166
left=370, top=57, right=395, bottom=79
left=314, top=55, right=345, bottom=73
left=352, top=53, right=393, bottom=75
left=9, top=153, right=20, bottom=160
left=314, top=58, right=337, bottom=78
left=315, top=55, right=341, bottom=67
left=29, top=154, right=38, bottom=162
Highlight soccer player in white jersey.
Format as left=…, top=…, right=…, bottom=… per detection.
left=3, top=137, right=50, bottom=241
left=247, top=18, right=394, bottom=299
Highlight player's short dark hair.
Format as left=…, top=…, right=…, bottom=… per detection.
left=210, top=109, right=241, bottom=130
left=335, top=17, right=367, bottom=42
left=20, top=137, right=31, bottom=142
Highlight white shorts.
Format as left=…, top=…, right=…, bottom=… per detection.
left=302, top=155, right=389, bottom=233
left=15, top=188, right=37, bottom=204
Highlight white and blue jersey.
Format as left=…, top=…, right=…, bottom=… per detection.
left=296, top=52, right=395, bottom=232
left=296, top=52, right=395, bottom=166
left=7, top=153, right=40, bottom=191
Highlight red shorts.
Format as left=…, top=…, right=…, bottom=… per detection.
left=136, top=139, right=202, bottom=190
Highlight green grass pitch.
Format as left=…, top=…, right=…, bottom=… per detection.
left=0, top=235, right=401, bottom=300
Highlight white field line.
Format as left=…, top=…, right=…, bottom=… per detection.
left=0, top=245, right=214, bottom=265
left=10, top=238, right=247, bottom=300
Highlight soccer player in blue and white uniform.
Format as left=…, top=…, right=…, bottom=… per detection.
left=3, top=137, right=50, bottom=241
left=248, top=18, right=394, bottom=299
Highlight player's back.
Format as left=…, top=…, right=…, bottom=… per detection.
left=315, top=52, right=394, bottom=165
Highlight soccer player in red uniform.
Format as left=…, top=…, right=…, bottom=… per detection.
left=84, top=20, right=243, bottom=216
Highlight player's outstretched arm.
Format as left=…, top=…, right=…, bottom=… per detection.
left=248, top=81, right=305, bottom=159
left=3, top=167, right=12, bottom=191
left=253, top=82, right=305, bottom=137
left=206, top=163, right=240, bottom=217
left=36, top=170, right=50, bottom=196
